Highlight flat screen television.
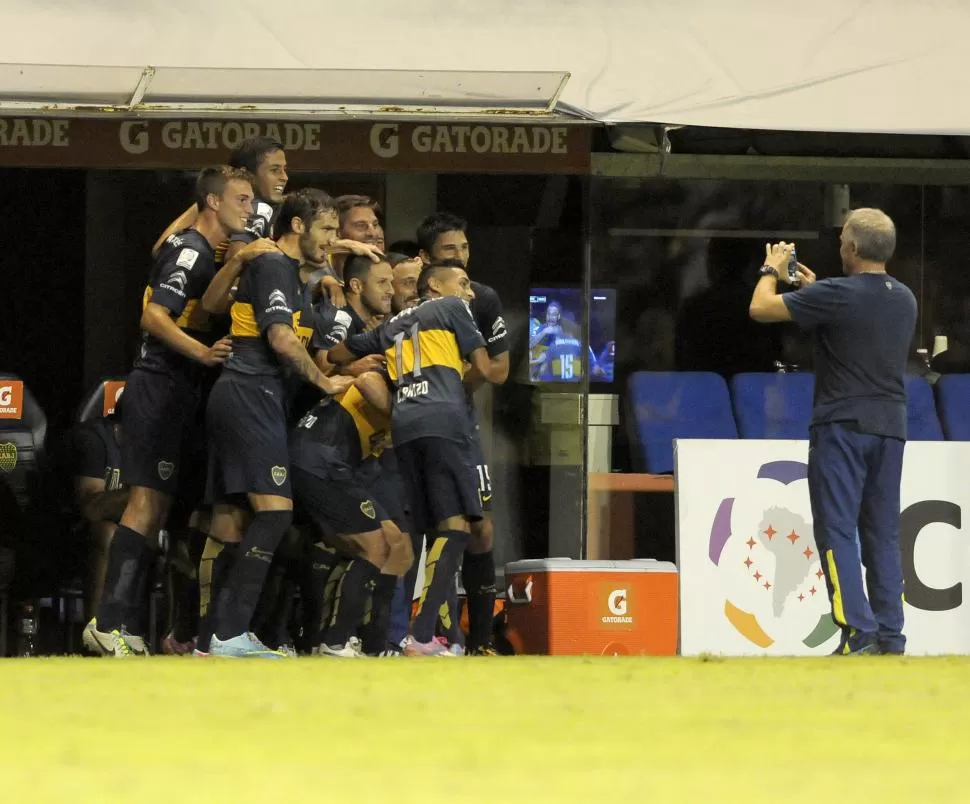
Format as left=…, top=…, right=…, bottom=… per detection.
left=528, top=287, right=616, bottom=384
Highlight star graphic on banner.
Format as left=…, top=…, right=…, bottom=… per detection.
left=763, top=581, right=772, bottom=590
left=753, top=571, right=762, bottom=582
left=744, top=558, right=753, bottom=569
left=798, top=593, right=805, bottom=602
left=816, top=569, right=824, bottom=580
left=787, top=530, right=800, bottom=544
left=764, top=525, right=776, bottom=540
left=809, top=586, right=817, bottom=596
left=746, top=537, right=757, bottom=549
left=803, top=546, right=814, bottom=560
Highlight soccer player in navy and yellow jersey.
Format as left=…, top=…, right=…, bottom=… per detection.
left=147, top=145, right=284, bottom=656
left=230, top=254, right=390, bottom=657
left=417, top=214, right=509, bottom=655
left=85, top=166, right=254, bottom=657
left=146, top=139, right=285, bottom=656
left=302, top=256, right=415, bottom=656
left=290, top=372, right=412, bottom=656
left=146, top=136, right=288, bottom=653
left=328, top=262, right=503, bottom=656
left=203, top=188, right=353, bottom=658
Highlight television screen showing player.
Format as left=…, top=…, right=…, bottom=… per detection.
left=528, top=287, right=616, bottom=383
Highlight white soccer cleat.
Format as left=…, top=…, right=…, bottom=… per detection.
left=316, top=636, right=366, bottom=658
left=82, top=619, right=144, bottom=657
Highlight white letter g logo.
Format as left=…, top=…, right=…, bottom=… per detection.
left=608, top=589, right=627, bottom=616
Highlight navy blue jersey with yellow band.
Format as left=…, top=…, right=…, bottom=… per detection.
left=225, top=251, right=314, bottom=377
left=344, top=296, right=485, bottom=445
left=290, top=382, right=392, bottom=475
left=135, top=228, right=218, bottom=378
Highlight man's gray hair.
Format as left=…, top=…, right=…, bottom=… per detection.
left=844, top=208, right=896, bottom=263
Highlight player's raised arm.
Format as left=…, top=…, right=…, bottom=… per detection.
left=151, top=204, right=198, bottom=257
left=201, top=237, right=279, bottom=314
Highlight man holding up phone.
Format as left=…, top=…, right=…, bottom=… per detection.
left=748, top=209, right=917, bottom=656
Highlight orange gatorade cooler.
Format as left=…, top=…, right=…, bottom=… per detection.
left=502, top=559, right=678, bottom=656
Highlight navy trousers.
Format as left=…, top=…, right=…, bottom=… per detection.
left=807, top=422, right=906, bottom=654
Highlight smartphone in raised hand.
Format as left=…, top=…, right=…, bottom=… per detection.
left=788, top=245, right=800, bottom=284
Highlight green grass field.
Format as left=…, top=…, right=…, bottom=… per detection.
left=0, top=656, right=967, bottom=802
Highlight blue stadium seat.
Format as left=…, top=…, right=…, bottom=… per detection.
left=906, top=374, right=944, bottom=441
left=934, top=374, right=970, bottom=441
left=626, top=372, right=737, bottom=473
left=730, top=372, right=814, bottom=439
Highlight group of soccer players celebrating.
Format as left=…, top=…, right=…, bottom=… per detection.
left=81, top=136, right=509, bottom=658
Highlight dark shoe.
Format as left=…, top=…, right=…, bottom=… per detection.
left=832, top=630, right=878, bottom=655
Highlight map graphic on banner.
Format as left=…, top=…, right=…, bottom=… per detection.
left=707, top=459, right=839, bottom=651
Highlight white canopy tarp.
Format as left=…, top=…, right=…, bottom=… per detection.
left=2, top=0, right=968, bottom=134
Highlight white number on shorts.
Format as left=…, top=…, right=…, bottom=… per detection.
left=476, top=464, right=491, bottom=493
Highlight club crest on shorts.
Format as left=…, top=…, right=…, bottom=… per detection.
left=157, top=460, right=174, bottom=481
left=271, top=466, right=287, bottom=486
left=360, top=500, right=376, bottom=520
left=0, top=442, right=17, bottom=473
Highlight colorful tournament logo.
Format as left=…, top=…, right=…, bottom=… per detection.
left=708, top=460, right=839, bottom=651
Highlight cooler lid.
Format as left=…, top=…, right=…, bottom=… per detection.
left=505, top=558, right=677, bottom=574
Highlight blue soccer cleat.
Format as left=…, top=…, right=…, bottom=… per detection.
left=210, top=632, right=288, bottom=659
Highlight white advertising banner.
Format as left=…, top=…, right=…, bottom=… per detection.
left=675, top=439, right=970, bottom=656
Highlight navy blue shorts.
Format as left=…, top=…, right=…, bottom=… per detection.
left=121, top=368, right=199, bottom=495
left=466, top=427, right=492, bottom=513
left=291, top=463, right=386, bottom=539
left=366, top=466, right=410, bottom=533
left=395, top=437, right=482, bottom=533
left=205, top=372, right=291, bottom=500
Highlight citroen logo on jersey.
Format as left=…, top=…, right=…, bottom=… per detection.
left=268, top=289, right=288, bottom=307
left=488, top=315, right=507, bottom=343
left=271, top=465, right=287, bottom=486
left=163, top=270, right=188, bottom=294
left=157, top=461, right=174, bottom=481
left=360, top=500, right=376, bottom=520
left=330, top=309, right=353, bottom=343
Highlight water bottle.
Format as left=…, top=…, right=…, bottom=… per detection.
left=17, top=603, right=37, bottom=657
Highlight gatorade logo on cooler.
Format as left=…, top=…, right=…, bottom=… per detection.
left=602, top=587, right=633, bottom=626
